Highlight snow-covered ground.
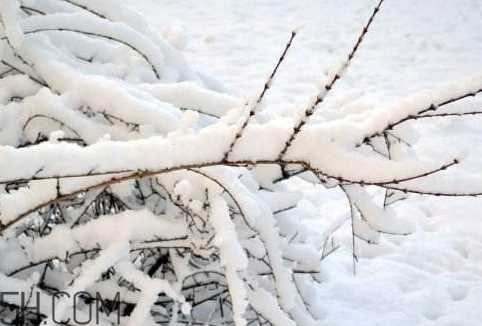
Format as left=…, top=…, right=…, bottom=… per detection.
left=128, top=1, right=482, bottom=325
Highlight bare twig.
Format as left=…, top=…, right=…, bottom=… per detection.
left=224, top=30, right=298, bottom=159
left=277, top=0, right=385, bottom=160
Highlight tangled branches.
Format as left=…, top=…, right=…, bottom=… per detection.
left=0, top=1, right=481, bottom=326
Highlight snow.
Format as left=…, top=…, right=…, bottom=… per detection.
left=140, top=81, right=242, bottom=118
left=125, top=1, right=482, bottom=325
left=0, top=0, right=24, bottom=48
left=0, top=0, right=481, bottom=325
left=41, top=240, right=129, bottom=326
left=28, top=210, right=187, bottom=262
left=210, top=195, right=249, bottom=326
left=116, top=260, right=189, bottom=326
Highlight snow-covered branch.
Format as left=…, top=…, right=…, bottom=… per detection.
left=0, top=1, right=481, bottom=325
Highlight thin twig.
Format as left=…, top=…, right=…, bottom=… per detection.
left=224, top=31, right=298, bottom=159
left=277, top=0, right=385, bottom=160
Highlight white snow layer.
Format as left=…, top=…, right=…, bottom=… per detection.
left=126, top=1, right=482, bottom=326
